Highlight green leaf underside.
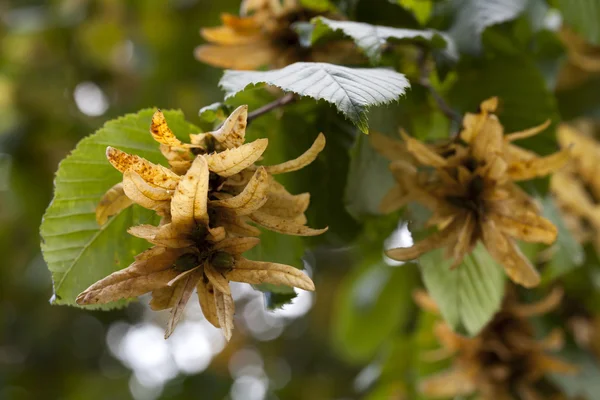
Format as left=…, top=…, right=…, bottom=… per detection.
left=40, top=109, right=199, bottom=309
left=448, top=0, right=529, bottom=54
left=219, top=62, right=410, bottom=134
left=311, top=17, right=451, bottom=63
left=420, top=243, right=506, bottom=336
left=542, top=197, right=585, bottom=282
left=558, top=0, right=600, bottom=46
left=550, top=351, right=600, bottom=398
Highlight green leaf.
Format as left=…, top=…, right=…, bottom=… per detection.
left=557, top=0, right=600, bottom=45
left=395, top=0, right=433, bottom=25
left=345, top=134, right=395, bottom=218
left=448, top=54, right=560, bottom=155
left=299, top=0, right=338, bottom=12
left=420, top=243, right=506, bottom=336
left=447, top=0, right=530, bottom=54
left=332, top=257, right=419, bottom=363
left=198, top=102, right=230, bottom=124
left=40, top=109, right=199, bottom=309
left=219, top=62, right=410, bottom=134
left=549, top=350, right=600, bottom=399
left=541, top=197, right=585, bottom=282
left=311, top=17, right=452, bottom=64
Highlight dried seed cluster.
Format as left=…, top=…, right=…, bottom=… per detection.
left=416, top=289, right=575, bottom=400
left=195, top=0, right=353, bottom=69
left=551, top=123, right=600, bottom=252
left=78, top=105, right=327, bottom=340
left=372, top=97, right=569, bottom=288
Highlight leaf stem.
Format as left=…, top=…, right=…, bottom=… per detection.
left=247, top=93, right=297, bottom=123
left=417, top=50, right=463, bottom=128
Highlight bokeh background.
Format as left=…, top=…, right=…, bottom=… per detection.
left=0, top=1, right=377, bottom=399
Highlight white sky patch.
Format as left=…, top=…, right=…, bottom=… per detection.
left=383, top=222, right=413, bottom=266
left=73, top=81, right=109, bottom=116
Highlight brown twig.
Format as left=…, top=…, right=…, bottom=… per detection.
left=247, top=92, right=297, bottom=123
left=417, top=49, right=463, bottom=127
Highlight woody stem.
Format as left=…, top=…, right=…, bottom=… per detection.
left=247, top=93, right=297, bottom=123
left=416, top=49, right=463, bottom=127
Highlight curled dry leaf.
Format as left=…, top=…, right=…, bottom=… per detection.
left=250, top=211, right=329, bottom=236
left=210, top=167, right=270, bottom=215
left=106, top=146, right=180, bottom=189
left=151, top=109, right=187, bottom=148
left=165, top=268, right=203, bottom=339
left=171, top=155, right=210, bottom=229
left=204, top=139, right=269, bottom=177
left=227, top=257, right=315, bottom=291
left=197, top=280, right=220, bottom=328
left=214, top=289, right=235, bottom=341
left=264, top=133, right=326, bottom=174
left=206, top=105, right=248, bottom=150
left=95, top=182, right=133, bottom=225
left=122, top=171, right=171, bottom=215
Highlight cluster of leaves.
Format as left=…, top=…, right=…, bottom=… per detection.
left=38, top=0, right=600, bottom=398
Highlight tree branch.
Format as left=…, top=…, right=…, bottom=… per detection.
left=417, top=50, right=463, bottom=128
left=247, top=93, right=297, bottom=124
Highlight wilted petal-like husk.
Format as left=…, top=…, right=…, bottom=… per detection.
left=165, top=269, right=203, bottom=338
left=194, top=42, right=278, bottom=70
left=368, top=131, right=409, bottom=161
left=204, top=262, right=231, bottom=295
left=204, top=139, right=269, bottom=177
left=210, top=167, right=269, bottom=215
left=207, top=105, right=248, bottom=149
left=198, top=279, right=221, bottom=328
left=171, top=156, right=210, bottom=230
left=401, top=130, right=448, bottom=168
left=507, top=149, right=570, bottom=181
left=128, top=224, right=194, bottom=248
left=259, top=191, right=310, bottom=218
left=212, top=237, right=261, bottom=254
left=122, top=171, right=170, bottom=215
left=76, top=247, right=183, bottom=305
left=386, top=221, right=459, bottom=261
left=150, top=110, right=187, bottom=148
left=106, top=146, right=180, bottom=189
left=505, top=120, right=551, bottom=142
left=419, top=367, right=476, bottom=398
left=481, top=220, right=540, bottom=288
left=249, top=211, right=328, bottom=236
left=96, top=182, right=133, bottom=225
left=214, top=288, right=235, bottom=341
left=490, top=212, right=557, bottom=245
left=125, top=170, right=172, bottom=200
left=264, top=133, right=326, bottom=174
left=213, top=209, right=261, bottom=237
left=226, top=257, right=315, bottom=291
